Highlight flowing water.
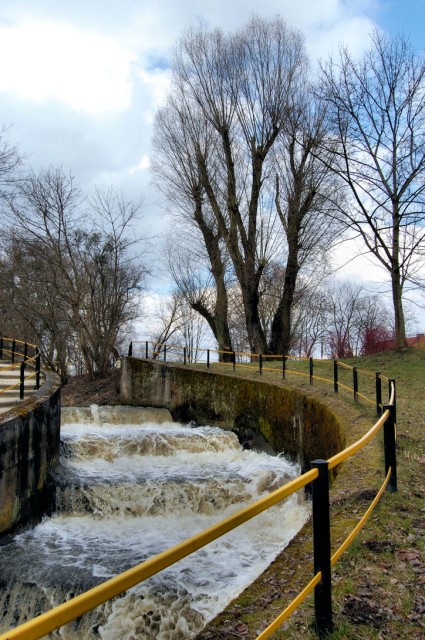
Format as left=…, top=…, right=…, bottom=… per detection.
left=0, top=406, right=310, bottom=639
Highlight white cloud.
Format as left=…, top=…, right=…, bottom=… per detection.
left=0, top=18, right=134, bottom=115
left=129, top=155, right=151, bottom=174
left=306, top=16, right=377, bottom=62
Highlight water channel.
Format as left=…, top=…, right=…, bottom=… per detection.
left=0, top=406, right=309, bottom=639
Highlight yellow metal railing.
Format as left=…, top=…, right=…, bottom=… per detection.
left=0, top=350, right=397, bottom=639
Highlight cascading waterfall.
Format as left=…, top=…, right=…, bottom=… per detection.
left=0, top=406, right=310, bottom=639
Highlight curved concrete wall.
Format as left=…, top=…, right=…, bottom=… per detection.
left=0, top=371, right=61, bottom=536
left=120, top=358, right=346, bottom=471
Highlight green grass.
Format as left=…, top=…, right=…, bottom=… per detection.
left=196, top=348, right=425, bottom=640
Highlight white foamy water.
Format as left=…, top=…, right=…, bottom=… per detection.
left=0, top=408, right=310, bottom=639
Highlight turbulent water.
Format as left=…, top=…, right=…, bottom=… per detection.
left=0, top=406, right=310, bottom=639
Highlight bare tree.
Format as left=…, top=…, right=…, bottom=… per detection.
left=326, top=281, right=364, bottom=357
left=291, top=285, right=330, bottom=358
left=153, top=16, right=342, bottom=356
left=153, top=96, right=234, bottom=360
left=324, top=280, right=393, bottom=357
left=164, top=230, right=234, bottom=361
left=269, top=88, right=344, bottom=353
left=0, top=125, right=22, bottom=201
left=5, top=168, right=147, bottom=380
left=0, top=235, right=74, bottom=382
left=321, top=30, right=425, bottom=348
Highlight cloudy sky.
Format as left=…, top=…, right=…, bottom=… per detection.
left=1, top=0, right=424, bottom=329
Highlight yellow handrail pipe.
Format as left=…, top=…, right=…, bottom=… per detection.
left=0, top=471, right=316, bottom=640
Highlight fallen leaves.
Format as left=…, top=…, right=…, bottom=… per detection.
left=343, top=594, right=394, bottom=627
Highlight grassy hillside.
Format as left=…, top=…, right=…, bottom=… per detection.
left=197, top=348, right=425, bottom=639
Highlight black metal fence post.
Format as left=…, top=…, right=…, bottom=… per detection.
left=282, top=355, right=286, bottom=379
left=259, top=353, right=263, bottom=375
left=36, top=352, right=41, bottom=389
left=383, top=403, right=397, bottom=492
left=23, top=342, right=28, bottom=362
left=389, top=378, right=397, bottom=424
left=232, top=351, right=236, bottom=371
left=312, top=459, right=333, bottom=636
left=353, top=367, right=358, bottom=402
left=128, top=342, right=133, bottom=357
left=333, top=360, right=338, bottom=393
left=375, top=372, right=382, bottom=416
left=309, top=357, right=314, bottom=385
left=207, top=349, right=210, bottom=368
left=20, top=361, right=26, bottom=399
left=163, top=345, right=167, bottom=362
left=183, top=347, right=187, bottom=365
left=145, top=341, right=149, bottom=359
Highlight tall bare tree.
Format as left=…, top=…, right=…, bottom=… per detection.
left=321, top=30, right=425, bottom=348
left=153, top=96, right=234, bottom=360
left=154, top=16, right=341, bottom=356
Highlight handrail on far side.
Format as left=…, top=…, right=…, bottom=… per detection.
left=0, top=337, right=42, bottom=401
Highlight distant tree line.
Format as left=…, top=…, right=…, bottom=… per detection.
left=148, top=279, right=397, bottom=360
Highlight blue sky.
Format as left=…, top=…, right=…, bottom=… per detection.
left=0, top=0, right=424, bottom=329
left=376, top=0, right=424, bottom=51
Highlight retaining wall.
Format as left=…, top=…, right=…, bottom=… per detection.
left=0, top=371, right=61, bottom=536
left=120, top=357, right=346, bottom=471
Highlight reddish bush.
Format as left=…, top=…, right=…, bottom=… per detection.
left=361, top=325, right=394, bottom=355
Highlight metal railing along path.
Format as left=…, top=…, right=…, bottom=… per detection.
left=130, top=340, right=392, bottom=415
left=0, top=346, right=398, bottom=639
left=0, top=337, right=42, bottom=413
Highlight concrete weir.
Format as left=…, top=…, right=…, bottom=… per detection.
left=120, top=357, right=346, bottom=470
left=0, top=370, right=61, bottom=536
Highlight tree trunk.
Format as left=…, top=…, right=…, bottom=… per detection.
left=391, top=267, right=407, bottom=349
left=242, top=276, right=269, bottom=355
left=269, top=240, right=299, bottom=355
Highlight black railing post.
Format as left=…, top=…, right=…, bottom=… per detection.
left=259, top=353, right=263, bottom=375
left=282, top=355, right=286, bottom=379
left=12, top=339, right=16, bottom=364
left=207, top=349, right=210, bottom=368
left=163, top=345, right=167, bottom=362
left=232, top=351, right=236, bottom=371
left=383, top=403, right=397, bottom=492
left=375, top=372, right=382, bottom=416
left=35, top=351, right=41, bottom=389
left=145, top=341, right=149, bottom=359
left=0, top=336, right=3, bottom=359
left=309, top=357, right=314, bottom=385
left=23, top=342, right=28, bottom=362
left=183, top=347, right=187, bottom=365
left=20, top=361, right=26, bottom=399
left=333, top=360, right=338, bottom=393
left=128, top=342, right=133, bottom=357
left=353, top=367, right=358, bottom=402
left=389, top=378, right=397, bottom=424
left=312, top=459, right=333, bottom=636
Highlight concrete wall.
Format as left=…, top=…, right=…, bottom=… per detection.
left=0, top=371, right=61, bottom=536
left=120, top=358, right=346, bottom=472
